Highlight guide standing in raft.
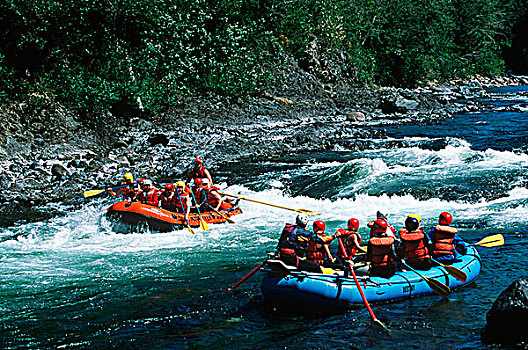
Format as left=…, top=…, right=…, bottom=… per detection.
left=186, top=158, right=213, bottom=186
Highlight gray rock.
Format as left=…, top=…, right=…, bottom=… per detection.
left=346, top=111, right=366, bottom=122
left=51, top=162, right=72, bottom=181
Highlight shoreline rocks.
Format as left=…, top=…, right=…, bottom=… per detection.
left=1, top=69, right=527, bottom=226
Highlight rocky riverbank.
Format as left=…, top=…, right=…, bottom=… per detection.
left=1, top=59, right=527, bottom=226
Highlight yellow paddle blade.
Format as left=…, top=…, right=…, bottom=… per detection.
left=188, top=226, right=195, bottom=234
left=424, top=276, right=451, bottom=298
left=297, top=209, right=323, bottom=216
left=200, top=219, right=210, bottom=231
left=475, top=234, right=504, bottom=247
left=374, top=318, right=391, bottom=333
left=404, top=262, right=450, bottom=298
left=83, top=189, right=106, bottom=198
left=443, top=265, right=467, bottom=283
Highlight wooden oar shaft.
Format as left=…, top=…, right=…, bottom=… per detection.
left=219, top=192, right=321, bottom=215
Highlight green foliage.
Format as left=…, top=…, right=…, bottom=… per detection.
left=0, top=0, right=525, bottom=116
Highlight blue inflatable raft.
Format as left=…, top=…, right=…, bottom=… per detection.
left=261, top=246, right=481, bottom=307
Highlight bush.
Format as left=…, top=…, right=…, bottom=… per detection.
left=0, top=0, right=524, bottom=116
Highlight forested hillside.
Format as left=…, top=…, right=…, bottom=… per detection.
left=1, top=0, right=527, bottom=118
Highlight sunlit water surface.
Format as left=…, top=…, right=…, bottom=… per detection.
left=1, top=86, right=528, bottom=349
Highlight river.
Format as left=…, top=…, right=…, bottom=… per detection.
left=1, top=86, right=528, bottom=349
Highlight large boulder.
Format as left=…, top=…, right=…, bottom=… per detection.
left=481, top=278, right=528, bottom=345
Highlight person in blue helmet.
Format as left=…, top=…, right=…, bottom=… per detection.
left=398, top=214, right=432, bottom=270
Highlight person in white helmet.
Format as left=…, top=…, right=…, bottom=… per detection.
left=133, top=179, right=159, bottom=206
left=276, top=214, right=326, bottom=273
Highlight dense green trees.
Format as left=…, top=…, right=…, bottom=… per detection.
left=0, top=0, right=524, bottom=116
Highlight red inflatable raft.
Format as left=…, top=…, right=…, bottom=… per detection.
left=106, top=201, right=242, bottom=232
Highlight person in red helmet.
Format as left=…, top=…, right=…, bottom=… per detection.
left=305, top=220, right=335, bottom=265
left=367, top=211, right=396, bottom=238
left=367, top=218, right=399, bottom=278
left=160, top=183, right=176, bottom=211
left=186, top=157, right=213, bottom=186
left=199, top=178, right=226, bottom=211
left=335, top=218, right=367, bottom=263
left=426, top=211, right=467, bottom=264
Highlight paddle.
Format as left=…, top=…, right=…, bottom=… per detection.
left=208, top=205, right=235, bottom=224
left=430, top=257, right=467, bottom=283
left=473, top=234, right=504, bottom=248
left=190, top=191, right=209, bottom=231
left=83, top=183, right=137, bottom=198
left=176, top=189, right=195, bottom=234
left=337, top=237, right=388, bottom=330
left=228, top=262, right=266, bottom=290
left=401, top=261, right=451, bottom=298
left=219, top=192, right=321, bottom=216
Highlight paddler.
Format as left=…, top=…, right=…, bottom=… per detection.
left=426, top=211, right=467, bottom=264
left=200, top=178, right=226, bottom=211
left=334, top=217, right=367, bottom=264
left=367, top=218, right=399, bottom=278
left=159, top=183, right=176, bottom=211
left=107, top=172, right=136, bottom=201
left=186, top=157, right=213, bottom=186
left=305, top=220, right=336, bottom=265
left=133, top=179, right=159, bottom=206
left=174, top=181, right=192, bottom=222
left=397, top=214, right=433, bottom=270
left=276, top=214, right=325, bottom=273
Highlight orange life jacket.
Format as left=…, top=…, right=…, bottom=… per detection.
left=305, top=240, right=326, bottom=265
left=336, top=228, right=362, bottom=258
left=431, top=225, right=458, bottom=256
left=369, top=236, right=395, bottom=268
left=205, top=186, right=222, bottom=208
left=118, top=181, right=136, bottom=200
left=188, top=166, right=209, bottom=183
left=399, top=227, right=430, bottom=262
left=138, top=188, right=159, bottom=206
left=192, top=186, right=204, bottom=204
left=160, top=191, right=176, bottom=209
left=175, top=187, right=191, bottom=212
left=122, top=186, right=134, bottom=199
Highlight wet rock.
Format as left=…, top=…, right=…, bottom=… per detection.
left=51, top=162, right=72, bottom=181
left=114, top=140, right=128, bottom=148
left=481, top=278, right=528, bottom=345
left=346, top=111, right=366, bottom=122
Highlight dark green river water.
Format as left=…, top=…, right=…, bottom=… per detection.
left=1, top=86, right=528, bottom=349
